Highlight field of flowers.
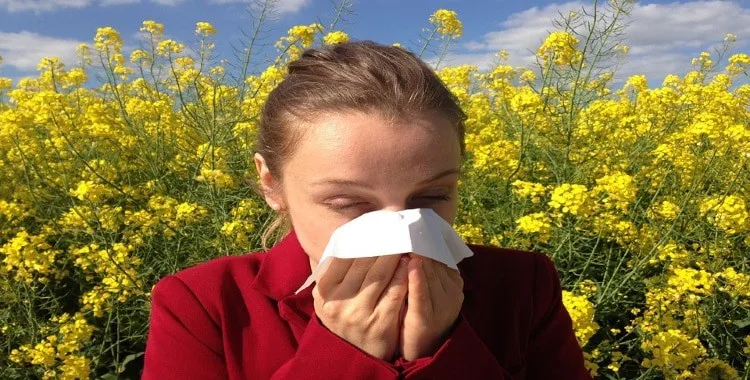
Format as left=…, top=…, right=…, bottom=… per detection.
left=1, top=0, right=748, bottom=378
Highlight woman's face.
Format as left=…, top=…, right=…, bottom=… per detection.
left=255, top=110, right=461, bottom=270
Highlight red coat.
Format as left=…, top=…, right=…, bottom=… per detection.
left=142, top=229, right=592, bottom=379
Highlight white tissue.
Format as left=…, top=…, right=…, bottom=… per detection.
left=294, top=208, right=474, bottom=294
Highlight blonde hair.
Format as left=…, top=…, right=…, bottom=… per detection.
left=252, top=40, right=467, bottom=250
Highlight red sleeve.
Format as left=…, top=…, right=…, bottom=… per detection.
left=142, top=276, right=401, bottom=379
left=272, top=313, right=400, bottom=379
left=392, top=253, right=591, bottom=380
left=142, top=275, right=228, bottom=380
left=394, top=312, right=513, bottom=379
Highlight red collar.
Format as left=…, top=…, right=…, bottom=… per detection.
left=251, top=229, right=313, bottom=302
left=251, top=229, right=477, bottom=305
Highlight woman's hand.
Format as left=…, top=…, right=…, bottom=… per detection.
left=399, top=254, right=465, bottom=361
left=312, top=255, right=410, bottom=361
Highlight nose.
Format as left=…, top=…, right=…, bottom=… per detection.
left=379, top=202, right=410, bottom=213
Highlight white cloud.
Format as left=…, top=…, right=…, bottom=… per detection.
left=150, top=0, right=185, bottom=5
left=210, top=0, right=311, bottom=15
left=100, top=0, right=140, bottom=5
left=0, top=31, right=84, bottom=71
left=437, top=1, right=750, bottom=83
left=0, top=0, right=90, bottom=13
left=424, top=52, right=499, bottom=72
left=0, top=0, right=184, bottom=12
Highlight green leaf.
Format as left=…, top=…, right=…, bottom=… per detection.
left=117, top=352, right=145, bottom=373
left=733, top=318, right=750, bottom=329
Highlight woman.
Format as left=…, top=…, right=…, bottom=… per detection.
left=142, top=40, right=591, bottom=379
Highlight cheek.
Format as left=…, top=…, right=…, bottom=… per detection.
left=438, top=198, right=459, bottom=226
left=286, top=202, right=339, bottom=263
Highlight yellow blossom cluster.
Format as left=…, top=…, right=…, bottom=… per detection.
left=726, top=53, right=749, bottom=75
left=1, top=229, right=61, bottom=284
left=9, top=313, right=94, bottom=379
left=515, top=212, right=552, bottom=243
left=562, top=289, right=600, bottom=347
left=141, top=20, right=164, bottom=36
left=699, top=195, right=750, bottom=235
left=220, top=199, right=259, bottom=249
left=647, top=199, right=681, bottom=221
left=274, top=23, right=324, bottom=63
left=429, top=9, right=463, bottom=38
left=454, top=223, right=484, bottom=244
left=590, top=171, right=637, bottom=213
left=641, top=329, right=707, bottom=375
left=511, top=180, right=548, bottom=204
left=195, top=21, right=217, bottom=36
left=537, top=31, right=582, bottom=66
left=548, top=183, right=591, bottom=217
left=323, top=31, right=349, bottom=45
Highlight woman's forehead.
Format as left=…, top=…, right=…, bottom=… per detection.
left=295, top=114, right=460, bottom=165
left=288, top=112, right=460, bottom=176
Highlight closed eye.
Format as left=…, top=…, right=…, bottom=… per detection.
left=419, top=195, right=451, bottom=201
left=326, top=195, right=451, bottom=212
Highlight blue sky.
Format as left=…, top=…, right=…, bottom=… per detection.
left=0, top=0, right=749, bottom=86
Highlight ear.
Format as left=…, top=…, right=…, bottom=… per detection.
left=254, top=153, right=286, bottom=211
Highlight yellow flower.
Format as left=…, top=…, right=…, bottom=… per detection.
left=286, top=23, right=323, bottom=48
left=641, top=329, right=706, bottom=373
left=0, top=77, right=12, bottom=90
left=548, top=183, right=591, bottom=217
left=140, top=20, right=164, bottom=36
left=716, top=267, right=750, bottom=298
left=625, top=74, right=648, bottom=92
left=726, top=53, right=749, bottom=75
left=691, top=51, right=714, bottom=70
left=454, top=223, right=484, bottom=244
left=511, top=180, right=547, bottom=204
left=537, top=31, right=582, bottom=66
left=693, top=358, right=740, bottom=380
left=76, top=43, right=92, bottom=65
left=699, top=195, right=750, bottom=235
left=562, top=290, right=599, bottom=347
left=323, top=31, right=349, bottom=45
left=429, top=9, right=463, bottom=38
left=648, top=200, right=681, bottom=221
left=156, top=39, right=185, bottom=56
left=130, top=49, right=151, bottom=64
left=519, top=69, right=536, bottom=82
left=94, top=26, right=123, bottom=52
left=515, top=212, right=552, bottom=243
left=591, top=171, right=637, bottom=213
left=195, top=21, right=217, bottom=36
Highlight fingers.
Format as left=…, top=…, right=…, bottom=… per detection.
left=434, top=262, right=465, bottom=297
left=359, top=254, right=402, bottom=304
left=374, top=255, right=410, bottom=312
left=337, top=257, right=379, bottom=298
left=316, top=257, right=354, bottom=296
left=407, top=256, right=432, bottom=315
left=446, top=265, right=465, bottom=291
left=421, top=257, right=446, bottom=300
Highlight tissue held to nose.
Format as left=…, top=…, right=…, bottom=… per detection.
left=295, top=208, right=473, bottom=294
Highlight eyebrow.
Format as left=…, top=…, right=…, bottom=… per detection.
left=311, top=168, right=461, bottom=189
